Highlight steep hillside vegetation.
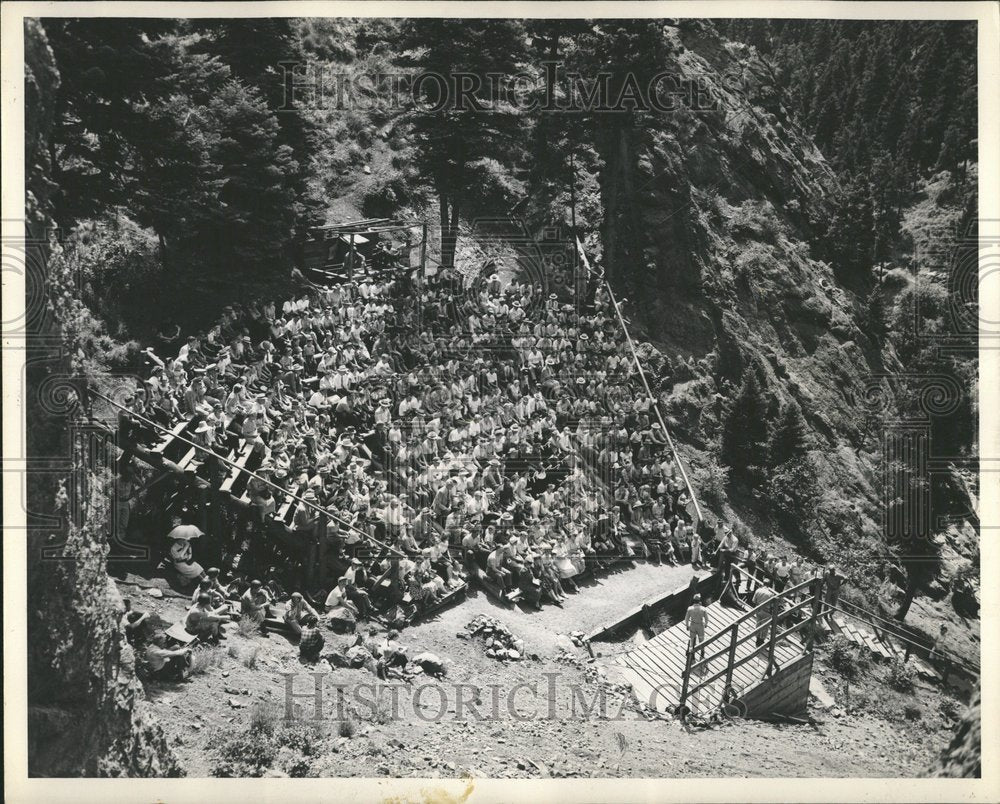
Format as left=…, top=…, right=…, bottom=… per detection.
left=25, top=16, right=978, bottom=777
left=572, top=21, right=979, bottom=613
left=25, top=20, right=181, bottom=777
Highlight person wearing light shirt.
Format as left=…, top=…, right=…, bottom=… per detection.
left=383, top=498, right=406, bottom=535
left=329, top=368, right=353, bottom=391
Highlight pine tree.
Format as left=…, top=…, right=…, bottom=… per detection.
left=722, top=366, right=770, bottom=483
left=401, top=19, right=529, bottom=269
left=767, top=400, right=811, bottom=467
left=866, top=287, right=887, bottom=337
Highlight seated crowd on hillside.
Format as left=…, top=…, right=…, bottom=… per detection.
left=116, top=254, right=713, bottom=640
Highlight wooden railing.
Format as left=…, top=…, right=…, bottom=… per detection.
left=679, top=575, right=823, bottom=713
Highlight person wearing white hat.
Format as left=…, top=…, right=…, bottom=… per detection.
left=167, top=517, right=205, bottom=585
left=374, top=396, right=392, bottom=426
left=193, top=419, right=216, bottom=450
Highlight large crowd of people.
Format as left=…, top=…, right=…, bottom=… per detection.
left=116, top=249, right=716, bottom=640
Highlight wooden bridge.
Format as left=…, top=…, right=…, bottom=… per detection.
left=617, top=571, right=823, bottom=718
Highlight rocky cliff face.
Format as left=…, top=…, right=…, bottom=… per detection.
left=927, top=685, right=981, bottom=778
left=25, top=19, right=181, bottom=778
left=587, top=19, right=969, bottom=580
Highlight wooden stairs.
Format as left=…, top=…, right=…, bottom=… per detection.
left=616, top=599, right=808, bottom=716
left=829, top=614, right=896, bottom=660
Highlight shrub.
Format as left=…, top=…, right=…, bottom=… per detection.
left=282, top=718, right=323, bottom=755
left=903, top=703, right=923, bottom=721
left=828, top=635, right=869, bottom=680
left=189, top=646, right=223, bottom=676
left=209, top=709, right=327, bottom=777
left=210, top=728, right=275, bottom=777
left=798, top=618, right=826, bottom=647
left=227, top=641, right=260, bottom=669
left=338, top=717, right=357, bottom=738
left=768, top=455, right=822, bottom=532
left=248, top=702, right=281, bottom=737
left=939, top=698, right=960, bottom=721
left=886, top=658, right=916, bottom=693
left=237, top=610, right=263, bottom=638
left=694, top=462, right=729, bottom=509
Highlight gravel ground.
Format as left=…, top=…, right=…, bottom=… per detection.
left=122, top=560, right=950, bottom=778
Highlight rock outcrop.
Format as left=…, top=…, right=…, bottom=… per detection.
left=25, top=19, right=181, bottom=778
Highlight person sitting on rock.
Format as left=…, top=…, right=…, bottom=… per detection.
left=343, top=573, right=373, bottom=621
left=283, top=591, right=319, bottom=638
left=376, top=630, right=409, bottom=679
left=241, top=579, right=273, bottom=621
left=298, top=615, right=325, bottom=663
left=192, top=576, right=226, bottom=609
left=121, top=599, right=153, bottom=650
left=144, top=634, right=193, bottom=681
left=185, top=593, right=230, bottom=642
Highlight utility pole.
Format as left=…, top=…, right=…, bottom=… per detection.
left=569, top=150, right=578, bottom=263
left=420, top=221, right=428, bottom=276
left=570, top=150, right=583, bottom=305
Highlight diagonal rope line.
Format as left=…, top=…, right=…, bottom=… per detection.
left=576, top=237, right=704, bottom=530
left=89, top=389, right=406, bottom=558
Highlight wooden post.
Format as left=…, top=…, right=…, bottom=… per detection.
left=766, top=597, right=779, bottom=676
left=348, top=233, right=356, bottom=282
left=316, top=513, right=329, bottom=588
left=807, top=579, right=823, bottom=650
left=678, top=642, right=694, bottom=715
left=723, top=622, right=739, bottom=697
left=420, top=221, right=428, bottom=275
left=569, top=150, right=579, bottom=299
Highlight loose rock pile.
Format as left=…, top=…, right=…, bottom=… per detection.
left=464, top=615, right=525, bottom=661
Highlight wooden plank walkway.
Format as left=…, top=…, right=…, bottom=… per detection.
left=616, top=600, right=806, bottom=716
left=831, top=615, right=896, bottom=660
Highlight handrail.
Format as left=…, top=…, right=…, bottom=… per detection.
left=833, top=598, right=977, bottom=669
left=679, top=576, right=822, bottom=712
left=690, top=577, right=815, bottom=656
left=688, top=615, right=818, bottom=696
left=90, top=390, right=407, bottom=558
left=575, top=238, right=703, bottom=530
left=827, top=602, right=980, bottom=676
left=690, top=594, right=815, bottom=672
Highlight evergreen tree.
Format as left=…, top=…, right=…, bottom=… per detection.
left=865, top=286, right=887, bottom=337
left=401, top=19, right=529, bottom=269
left=822, top=175, right=875, bottom=282
left=42, top=19, right=320, bottom=289
left=767, top=400, right=811, bottom=467
left=886, top=465, right=944, bottom=621
left=43, top=18, right=178, bottom=223
left=722, top=366, right=770, bottom=484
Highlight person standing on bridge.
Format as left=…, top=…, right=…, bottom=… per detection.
left=685, top=593, right=709, bottom=656
left=716, top=526, right=739, bottom=584
left=822, top=564, right=842, bottom=625
left=752, top=583, right=779, bottom=646
left=773, top=555, right=791, bottom=593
